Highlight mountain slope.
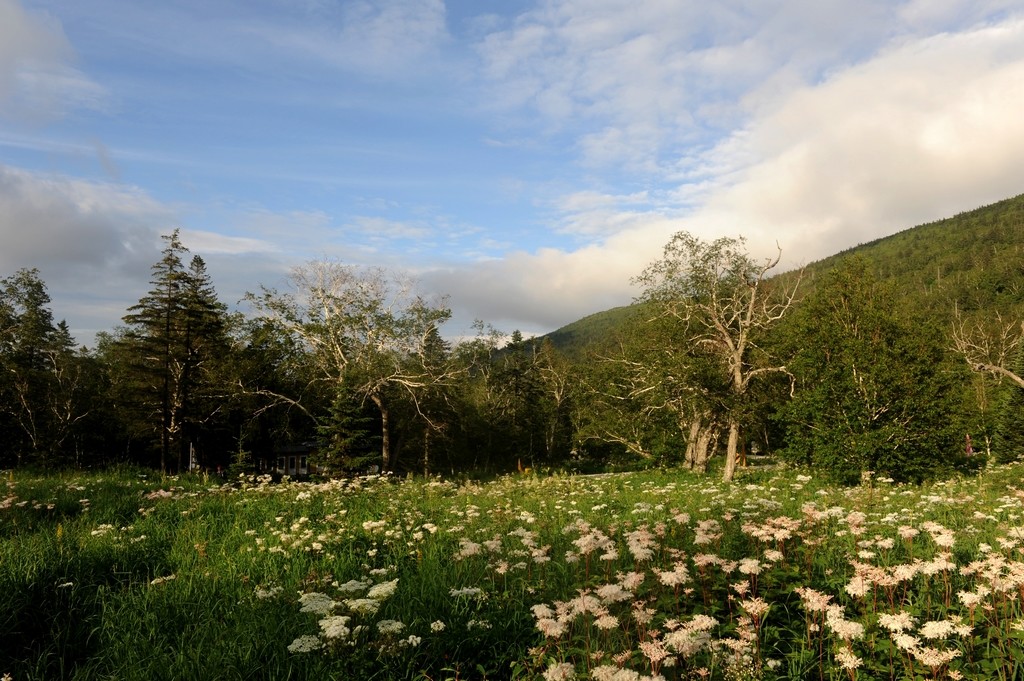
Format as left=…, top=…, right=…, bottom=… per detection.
left=546, top=192, right=1024, bottom=354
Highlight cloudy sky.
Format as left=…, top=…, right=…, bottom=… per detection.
left=2, top=0, right=1023, bottom=344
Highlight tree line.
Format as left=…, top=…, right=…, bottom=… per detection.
left=2, top=229, right=1021, bottom=482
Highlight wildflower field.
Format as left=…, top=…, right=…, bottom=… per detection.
left=2, top=464, right=1024, bottom=681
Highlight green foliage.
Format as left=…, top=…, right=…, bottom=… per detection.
left=0, top=269, right=100, bottom=468
left=993, top=341, right=1024, bottom=463
left=551, top=195, right=1024, bottom=365
left=116, top=231, right=233, bottom=473
left=777, top=258, right=972, bottom=483
left=246, top=262, right=454, bottom=472
left=775, top=193, right=1024, bottom=323
left=6, top=194, right=1024, bottom=484
left=544, top=305, right=638, bottom=356
left=316, top=384, right=380, bottom=473
left=633, top=231, right=798, bottom=480
left=5, top=465, right=1024, bottom=680
left=572, top=308, right=715, bottom=468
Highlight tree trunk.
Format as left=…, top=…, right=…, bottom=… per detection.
left=684, top=418, right=701, bottom=470
left=695, top=427, right=715, bottom=474
left=423, top=429, right=430, bottom=477
left=684, top=412, right=716, bottom=474
left=723, top=420, right=740, bottom=481
left=370, top=393, right=392, bottom=472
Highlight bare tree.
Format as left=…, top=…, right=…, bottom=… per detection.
left=578, top=343, right=664, bottom=461
left=582, top=334, right=721, bottom=472
left=248, top=261, right=456, bottom=471
left=635, top=232, right=801, bottom=481
left=951, top=312, right=1024, bottom=389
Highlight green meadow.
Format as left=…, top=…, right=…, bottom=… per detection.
left=3, top=464, right=1024, bottom=680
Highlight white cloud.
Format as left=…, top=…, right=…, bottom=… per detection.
left=557, top=190, right=649, bottom=213
left=0, top=0, right=105, bottom=120
left=421, top=216, right=677, bottom=335
left=5, top=1, right=1024, bottom=345
left=349, top=216, right=434, bottom=240
left=0, top=166, right=170, bottom=272
left=0, top=165, right=176, bottom=340
left=474, top=0, right=1017, bottom=174
left=245, top=0, right=449, bottom=76
left=0, top=0, right=69, bottom=97
left=426, top=11, right=1024, bottom=334
left=697, top=17, right=1024, bottom=266
left=179, top=229, right=276, bottom=256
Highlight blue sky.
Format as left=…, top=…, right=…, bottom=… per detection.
left=2, top=0, right=1024, bottom=343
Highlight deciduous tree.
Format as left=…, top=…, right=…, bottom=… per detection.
left=247, top=261, right=455, bottom=471
left=634, top=232, right=800, bottom=481
left=0, top=269, right=94, bottom=467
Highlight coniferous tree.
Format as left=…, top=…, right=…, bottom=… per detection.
left=121, top=231, right=188, bottom=471
left=993, top=342, right=1024, bottom=462
left=177, top=254, right=231, bottom=469
left=316, top=383, right=380, bottom=473
left=778, top=259, right=971, bottom=483
left=120, top=230, right=230, bottom=472
left=489, top=332, right=547, bottom=467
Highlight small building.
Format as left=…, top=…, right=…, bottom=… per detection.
left=271, top=442, right=317, bottom=478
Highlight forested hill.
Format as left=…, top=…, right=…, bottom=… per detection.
left=546, top=192, right=1024, bottom=353
left=542, top=305, right=636, bottom=355
left=794, top=192, right=1024, bottom=319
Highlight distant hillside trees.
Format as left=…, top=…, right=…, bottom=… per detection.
left=6, top=195, right=1024, bottom=480
left=778, top=259, right=973, bottom=483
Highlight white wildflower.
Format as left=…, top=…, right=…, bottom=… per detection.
left=919, top=620, right=954, bottom=639
left=319, top=615, right=351, bottom=640
left=344, top=598, right=380, bottom=615
left=298, top=592, right=335, bottom=615
left=544, top=661, right=575, bottom=681
left=287, top=635, right=322, bottom=653
left=376, top=619, right=405, bottom=635
left=835, top=647, right=862, bottom=670
left=366, top=579, right=399, bottom=601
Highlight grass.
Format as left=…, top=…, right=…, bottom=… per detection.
left=2, top=463, right=1023, bottom=680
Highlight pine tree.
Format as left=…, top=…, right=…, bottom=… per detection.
left=120, top=231, right=229, bottom=472
left=778, top=258, right=970, bottom=483
left=122, top=231, right=187, bottom=471
left=993, top=342, right=1024, bottom=462
left=316, top=383, right=380, bottom=473
left=177, top=254, right=230, bottom=469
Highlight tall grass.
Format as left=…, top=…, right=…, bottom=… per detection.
left=2, top=463, right=1023, bottom=680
